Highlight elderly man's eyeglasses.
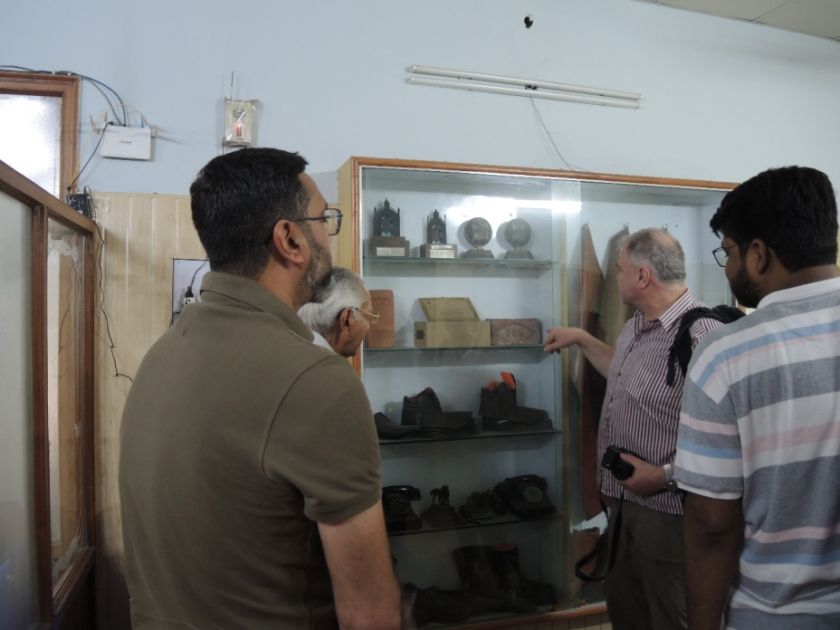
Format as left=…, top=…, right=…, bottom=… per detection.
left=291, top=207, right=343, bottom=236
left=354, top=307, right=380, bottom=324
left=712, top=244, right=738, bottom=267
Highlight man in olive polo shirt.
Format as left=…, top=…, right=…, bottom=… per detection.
left=119, top=148, right=403, bottom=629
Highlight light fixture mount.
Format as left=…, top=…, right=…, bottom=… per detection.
left=406, top=65, right=642, bottom=109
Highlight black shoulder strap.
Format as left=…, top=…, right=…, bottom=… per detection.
left=709, top=305, right=746, bottom=323
left=666, top=305, right=745, bottom=386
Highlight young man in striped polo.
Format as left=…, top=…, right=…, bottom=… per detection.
left=676, top=166, right=840, bottom=630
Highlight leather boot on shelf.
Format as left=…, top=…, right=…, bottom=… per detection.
left=452, top=545, right=517, bottom=615
left=405, top=583, right=472, bottom=626
left=402, top=387, right=475, bottom=435
left=480, top=373, right=551, bottom=432
left=489, top=543, right=556, bottom=608
left=375, top=411, right=420, bottom=439
left=402, top=387, right=441, bottom=426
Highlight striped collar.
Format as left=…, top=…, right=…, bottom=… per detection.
left=633, top=288, right=694, bottom=333
left=757, top=276, right=840, bottom=309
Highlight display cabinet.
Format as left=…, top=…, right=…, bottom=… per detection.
left=338, top=157, right=733, bottom=627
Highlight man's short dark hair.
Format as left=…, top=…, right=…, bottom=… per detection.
left=710, top=166, right=838, bottom=272
left=190, top=148, right=309, bottom=277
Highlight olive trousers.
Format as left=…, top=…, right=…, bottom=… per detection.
left=605, top=500, right=687, bottom=630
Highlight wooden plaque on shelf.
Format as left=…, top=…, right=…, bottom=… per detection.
left=489, top=318, right=542, bottom=346
left=367, top=289, right=395, bottom=348
left=368, top=236, right=409, bottom=257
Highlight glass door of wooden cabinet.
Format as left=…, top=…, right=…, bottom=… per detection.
left=1, top=159, right=96, bottom=628
left=350, top=162, right=570, bottom=626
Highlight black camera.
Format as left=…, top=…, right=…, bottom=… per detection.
left=601, top=446, right=635, bottom=481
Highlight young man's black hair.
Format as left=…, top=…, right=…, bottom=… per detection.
left=190, top=148, right=309, bottom=278
left=710, top=166, right=838, bottom=272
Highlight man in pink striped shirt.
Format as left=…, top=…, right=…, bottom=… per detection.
left=546, top=228, right=723, bottom=630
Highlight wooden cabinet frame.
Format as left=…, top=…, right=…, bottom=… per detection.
left=338, top=156, right=737, bottom=627
left=0, top=159, right=96, bottom=623
left=0, top=71, right=80, bottom=197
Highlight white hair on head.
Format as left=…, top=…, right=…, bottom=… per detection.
left=625, top=227, right=686, bottom=284
left=297, top=267, right=368, bottom=335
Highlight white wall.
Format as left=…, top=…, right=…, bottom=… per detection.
left=2, top=0, right=839, bottom=198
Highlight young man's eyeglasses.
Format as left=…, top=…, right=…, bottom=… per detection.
left=354, top=307, right=380, bottom=324
left=291, top=207, right=343, bottom=236
left=712, top=244, right=738, bottom=267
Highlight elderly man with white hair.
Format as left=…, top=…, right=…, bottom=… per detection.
left=298, top=266, right=379, bottom=357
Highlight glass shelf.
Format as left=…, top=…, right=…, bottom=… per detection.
left=380, top=427, right=560, bottom=446
left=366, top=344, right=546, bottom=354
left=363, top=256, right=553, bottom=275
left=388, top=512, right=564, bottom=538
left=419, top=606, right=555, bottom=629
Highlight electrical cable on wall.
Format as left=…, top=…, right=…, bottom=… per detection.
left=88, top=190, right=134, bottom=383
left=66, top=121, right=114, bottom=195
left=188, top=260, right=208, bottom=295
left=529, top=98, right=586, bottom=172
left=55, top=70, right=127, bottom=125
left=0, top=65, right=128, bottom=125
left=170, top=259, right=208, bottom=326
left=2, top=64, right=154, bottom=198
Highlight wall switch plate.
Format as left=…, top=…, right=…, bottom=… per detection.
left=100, top=125, right=152, bottom=160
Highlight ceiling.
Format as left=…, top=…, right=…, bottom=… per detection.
left=633, top=0, right=840, bottom=42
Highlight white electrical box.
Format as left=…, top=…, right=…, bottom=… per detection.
left=100, top=125, right=152, bottom=160
left=223, top=98, right=258, bottom=147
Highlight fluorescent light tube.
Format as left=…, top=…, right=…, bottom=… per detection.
left=406, top=76, right=641, bottom=109
left=407, top=65, right=641, bottom=108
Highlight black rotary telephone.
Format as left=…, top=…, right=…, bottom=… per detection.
left=493, top=474, right=556, bottom=519
left=382, top=485, right=423, bottom=532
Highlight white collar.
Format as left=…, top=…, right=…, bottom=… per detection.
left=757, top=276, right=840, bottom=309
left=310, top=330, right=335, bottom=353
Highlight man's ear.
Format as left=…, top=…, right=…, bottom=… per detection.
left=270, top=220, right=306, bottom=266
left=637, top=265, right=652, bottom=288
left=746, top=239, right=771, bottom=275
left=339, top=307, right=355, bottom=331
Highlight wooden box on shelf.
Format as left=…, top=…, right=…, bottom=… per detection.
left=414, top=297, right=490, bottom=348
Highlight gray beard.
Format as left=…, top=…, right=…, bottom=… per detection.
left=299, top=230, right=332, bottom=303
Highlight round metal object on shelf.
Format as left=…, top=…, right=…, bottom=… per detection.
left=463, top=217, right=493, bottom=248
left=504, top=218, right=532, bottom=248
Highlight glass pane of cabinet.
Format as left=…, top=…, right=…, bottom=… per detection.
left=0, top=190, right=38, bottom=628
left=46, top=217, right=89, bottom=590
left=0, top=94, right=62, bottom=197
left=343, top=159, right=732, bottom=626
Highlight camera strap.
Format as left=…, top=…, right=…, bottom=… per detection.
left=574, top=483, right=624, bottom=582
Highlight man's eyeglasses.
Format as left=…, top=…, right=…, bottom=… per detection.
left=712, top=244, right=738, bottom=267
left=291, top=207, right=343, bottom=236
left=354, top=307, right=380, bottom=324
